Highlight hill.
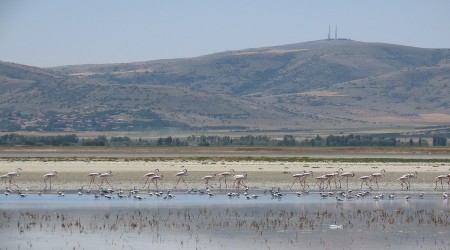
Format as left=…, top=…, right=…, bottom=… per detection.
left=1, top=40, right=450, bottom=133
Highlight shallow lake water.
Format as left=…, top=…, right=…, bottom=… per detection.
left=1, top=190, right=449, bottom=250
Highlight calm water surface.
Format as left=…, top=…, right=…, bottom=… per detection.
left=1, top=191, right=449, bottom=249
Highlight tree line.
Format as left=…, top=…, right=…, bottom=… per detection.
left=0, top=133, right=447, bottom=147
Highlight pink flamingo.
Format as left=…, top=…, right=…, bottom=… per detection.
left=218, top=169, right=234, bottom=188
left=174, top=169, right=188, bottom=189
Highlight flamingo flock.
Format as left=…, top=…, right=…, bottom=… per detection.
left=0, top=167, right=449, bottom=194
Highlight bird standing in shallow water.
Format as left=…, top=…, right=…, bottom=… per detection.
left=201, top=173, right=216, bottom=189
left=434, top=174, right=450, bottom=191
left=370, top=169, right=386, bottom=190
left=233, top=172, right=248, bottom=189
left=338, top=171, right=355, bottom=189
left=99, top=171, right=113, bottom=188
left=218, top=169, right=234, bottom=188
left=143, top=169, right=160, bottom=189
left=43, top=171, right=58, bottom=190
left=174, top=169, right=188, bottom=189
left=87, top=172, right=101, bottom=188
left=150, top=175, right=163, bottom=191
left=6, top=168, right=22, bottom=188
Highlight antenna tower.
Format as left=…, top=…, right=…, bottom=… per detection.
left=335, top=25, right=337, bottom=40
left=328, top=26, right=330, bottom=40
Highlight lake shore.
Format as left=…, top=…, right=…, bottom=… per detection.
left=1, top=157, right=449, bottom=192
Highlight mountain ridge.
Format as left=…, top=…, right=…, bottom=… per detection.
left=1, top=40, right=450, bottom=132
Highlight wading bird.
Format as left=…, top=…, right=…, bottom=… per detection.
left=233, top=172, right=248, bottom=189
left=315, top=175, right=328, bottom=191
left=150, top=175, right=163, bottom=190
left=143, top=169, right=160, bottom=189
left=434, top=173, right=450, bottom=191
left=291, top=170, right=313, bottom=190
left=339, top=171, right=355, bottom=189
left=370, top=169, right=386, bottom=190
left=291, top=171, right=307, bottom=190
left=398, top=172, right=417, bottom=190
left=325, top=168, right=343, bottom=190
left=218, top=169, right=234, bottom=188
left=359, top=175, right=372, bottom=190
left=43, top=171, right=58, bottom=190
left=301, top=171, right=313, bottom=188
left=173, top=169, right=188, bottom=189
left=6, top=168, right=22, bottom=188
left=99, top=171, right=113, bottom=188
left=201, top=173, right=216, bottom=189
left=87, top=171, right=101, bottom=188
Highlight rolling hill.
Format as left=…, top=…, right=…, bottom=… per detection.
left=1, top=39, right=450, bottom=133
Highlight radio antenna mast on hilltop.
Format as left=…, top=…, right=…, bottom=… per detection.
left=335, top=25, right=337, bottom=40
left=328, top=26, right=331, bottom=40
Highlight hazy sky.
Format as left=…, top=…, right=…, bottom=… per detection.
left=1, top=0, right=449, bottom=67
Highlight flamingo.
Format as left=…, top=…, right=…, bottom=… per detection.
left=143, top=169, right=160, bottom=189
left=315, top=175, right=328, bottom=190
left=397, top=172, right=417, bottom=190
left=339, top=171, right=355, bottom=189
left=43, top=171, right=58, bottom=190
left=173, top=169, right=188, bottom=189
left=359, top=175, right=372, bottom=190
left=397, top=174, right=409, bottom=190
left=0, top=174, right=9, bottom=185
left=99, top=171, right=113, bottom=188
left=301, top=171, right=313, bottom=189
left=323, top=168, right=342, bottom=190
left=291, top=171, right=313, bottom=190
left=291, top=171, right=305, bottom=188
left=150, top=175, right=163, bottom=190
left=201, top=173, right=216, bottom=189
left=291, top=171, right=307, bottom=190
left=233, top=172, right=248, bottom=189
left=87, top=171, right=101, bottom=188
left=6, top=168, right=22, bottom=188
left=406, top=172, right=418, bottom=190
left=434, top=174, right=449, bottom=190
left=370, top=169, right=386, bottom=190
left=218, top=169, right=234, bottom=188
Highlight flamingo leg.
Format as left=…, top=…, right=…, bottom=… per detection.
left=181, top=177, right=188, bottom=188
left=89, top=178, right=98, bottom=189
left=218, top=176, right=224, bottom=188
left=9, top=178, right=19, bottom=189
left=302, top=177, right=308, bottom=189
left=143, top=178, right=150, bottom=189
left=174, top=177, right=184, bottom=189
left=316, top=179, right=325, bottom=190
left=105, top=178, right=113, bottom=188
left=291, top=177, right=299, bottom=189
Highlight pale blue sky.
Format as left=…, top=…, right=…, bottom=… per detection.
left=1, top=0, right=449, bottom=67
